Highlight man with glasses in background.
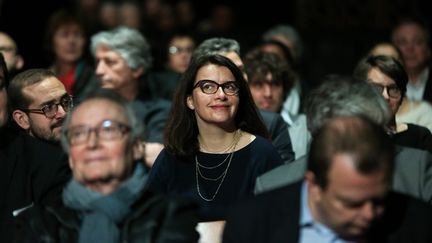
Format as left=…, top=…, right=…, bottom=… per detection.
left=354, top=55, right=432, bottom=152
left=0, top=32, right=24, bottom=78
left=0, top=69, right=72, bottom=241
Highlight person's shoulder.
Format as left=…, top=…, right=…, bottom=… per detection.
left=245, top=135, right=280, bottom=155
left=152, top=148, right=187, bottom=169
left=229, top=180, right=303, bottom=218
left=395, top=145, right=431, bottom=156
left=258, top=109, right=284, bottom=123
left=376, top=191, right=432, bottom=237
left=250, top=134, right=274, bottom=147
left=407, top=123, right=432, bottom=134
left=255, top=156, right=307, bottom=194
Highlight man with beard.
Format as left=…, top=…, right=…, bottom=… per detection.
left=0, top=69, right=71, bottom=241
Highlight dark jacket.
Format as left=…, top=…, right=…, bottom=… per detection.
left=69, top=60, right=99, bottom=104
left=14, top=190, right=199, bottom=243
left=224, top=180, right=432, bottom=243
left=258, top=109, right=295, bottom=163
left=0, top=133, right=70, bottom=242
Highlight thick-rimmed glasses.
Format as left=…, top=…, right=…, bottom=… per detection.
left=65, top=120, right=131, bottom=146
left=368, top=82, right=401, bottom=98
left=21, top=94, right=73, bottom=118
left=193, top=80, right=239, bottom=96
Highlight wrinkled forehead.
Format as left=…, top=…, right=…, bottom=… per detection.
left=23, top=77, right=67, bottom=103
left=71, top=98, right=128, bottom=125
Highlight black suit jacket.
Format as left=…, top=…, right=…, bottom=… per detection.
left=259, top=109, right=295, bottom=163
left=0, top=133, right=71, bottom=242
left=223, top=181, right=432, bottom=243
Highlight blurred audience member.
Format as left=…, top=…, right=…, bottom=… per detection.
left=0, top=32, right=24, bottom=77
left=224, top=115, right=432, bottom=243
left=354, top=55, right=432, bottom=152
left=118, top=0, right=142, bottom=30
left=45, top=9, right=98, bottom=103
left=368, top=42, right=432, bottom=132
left=149, top=30, right=196, bottom=101
left=98, top=0, right=119, bottom=30
left=90, top=26, right=171, bottom=167
left=261, top=25, right=310, bottom=117
left=392, top=17, right=432, bottom=103
left=13, top=89, right=199, bottom=243
left=244, top=49, right=308, bottom=159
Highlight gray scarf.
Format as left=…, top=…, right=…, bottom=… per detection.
left=63, top=163, right=147, bottom=243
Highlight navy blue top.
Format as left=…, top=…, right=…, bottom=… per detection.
left=147, top=135, right=283, bottom=221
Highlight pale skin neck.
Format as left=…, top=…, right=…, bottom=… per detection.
left=196, top=120, right=238, bottom=153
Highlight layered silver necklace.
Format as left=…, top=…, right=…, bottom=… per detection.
left=195, top=130, right=241, bottom=202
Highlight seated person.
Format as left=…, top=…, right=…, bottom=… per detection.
left=147, top=54, right=283, bottom=221
left=354, top=55, right=432, bottom=152
left=13, top=89, right=199, bottom=242
left=224, top=116, right=432, bottom=243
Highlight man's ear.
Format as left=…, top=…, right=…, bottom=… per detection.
left=14, top=55, right=24, bottom=71
left=12, top=110, right=30, bottom=130
left=305, top=171, right=322, bottom=201
left=132, top=67, right=145, bottom=79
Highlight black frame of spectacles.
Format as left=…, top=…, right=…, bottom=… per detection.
left=193, top=80, right=239, bottom=96
left=21, top=95, right=73, bottom=118
left=65, top=119, right=131, bottom=146
left=368, top=82, right=401, bottom=98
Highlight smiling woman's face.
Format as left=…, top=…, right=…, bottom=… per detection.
left=186, top=64, right=239, bottom=129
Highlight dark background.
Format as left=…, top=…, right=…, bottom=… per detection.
left=0, top=0, right=431, bottom=85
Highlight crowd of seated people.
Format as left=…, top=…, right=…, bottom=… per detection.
left=1, top=4, right=432, bottom=242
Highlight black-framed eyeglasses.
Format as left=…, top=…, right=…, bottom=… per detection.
left=193, top=80, right=239, bottom=96
left=65, top=119, right=131, bottom=146
left=21, top=94, right=73, bottom=118
left=368, top=82, right=401, bottom=98
left=168, top=46, right=194, bottom=55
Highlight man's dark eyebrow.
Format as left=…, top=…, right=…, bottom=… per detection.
left=38, top=93, right=68, bottom=107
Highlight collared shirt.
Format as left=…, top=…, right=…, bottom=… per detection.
left=299, top=182, right=356, bottom=243
left=282, top=80, right=301, bottom=116
left=406, top=68, right=429, bottom=101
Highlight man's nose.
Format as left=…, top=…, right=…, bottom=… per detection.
left=360, top=201, right=375, bottom=222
